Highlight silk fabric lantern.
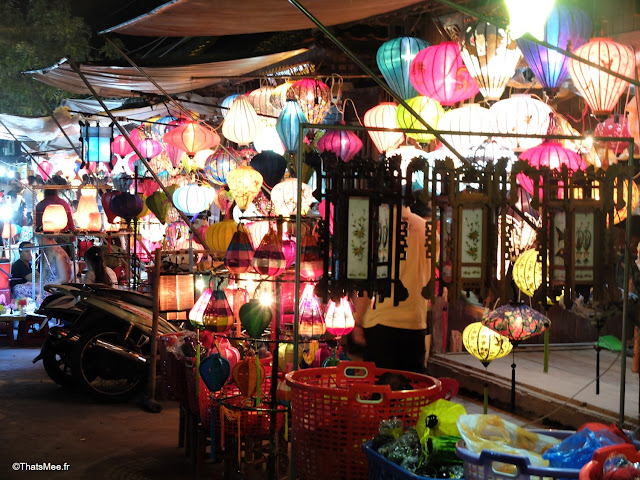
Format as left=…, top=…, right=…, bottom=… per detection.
left=409, top=42, right=479, bottom=106
left=204, top=148, right=239, bottom=185
left=491, top=95, right=553, bottom=151
left=138, top=138, right=163, bottom=159
left=75, top=186, right=99, bottom=230
left=288, top=78, right=332, bottom=125
left=200, top=289, right=234, bottom=334
left=395, top=96, right=444, bottom=144
left=276, top=99, right=308, bottom=154
left=253, top=125, right=286, bottom=155
left=221, top=94, right=240, bottom=118
left=460, top=20, right=522, bottom=101
left=316, top=127, right=363, bottom=162
left=145, top=185, right=177, bottom=225
left=232, top=351, right=265, bottom=398
left=37, top=160, right=53, bottom=181
left=189, top=287, right=212, bottom=329
left=438, top=104, right=494, bottom=154
left=206, top=219, right=241, bottom=252
left=363, top=103, right=404, bottom=154
left=252, top=229, right=287, bottom=277
left=512, top=248, right=547, bottom=297
left=110, top=192, right=144, bottom=220
left=248, top=86, right=278, bottom=127
left=224, top=228, right=255, bottom=274
left=324, top=296, right=355, bottom=338
left=464, top=140, right=517, bottom=170
left=376, top=36, right=429, bottom=100
left=227, top=165, right=263, bottom=211
left=173, top=183, right=210, bottom=216
left=298, top=283, right=326, bottom=339
left=299, top=231, right=323, bottom=280
left=568, top=38, right=636, bottom=120
left=463, top=321, right=513, bottom=366
left=250, top=150, right=288, bottom=192
left=163, top=121, right=220, bottom=157
left=111, top=134, right=134, bottom=158
left=270, top=179, right=313, bottom=216
left=222, top=95, right=262, bottom=146
left=42, top=204, right=68, bottom=233
left=270, top=81, right=293, bottom=115
left=516, top=4, right=592, bottom=94
left=240, top=299, right=273, bottom=338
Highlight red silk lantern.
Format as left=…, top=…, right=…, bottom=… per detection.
left=409, top=42, right=479, bottom=106
left=101, top=191, right=119, bottom=223
left=163, top=121, right=220, bottom=157
left=111, top=134, right=134, bottom=158
left=363, top=103, right=404, bottom=154
left=316, top=127, right=363, bottom=162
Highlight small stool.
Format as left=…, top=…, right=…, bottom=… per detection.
left=16, top=316, right=48, bottom=347
left=0, top=319, right=14, bottom=346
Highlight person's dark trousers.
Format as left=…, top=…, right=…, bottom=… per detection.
left=363, top=324, right=426, bottom=373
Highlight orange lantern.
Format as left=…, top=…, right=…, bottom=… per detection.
left=42, top=204, right=69, bottom=233
left=568, top=38, right=636, bottom=120
left=221, top=96, right=262, bottom=146
left=226, top=165, right=263, bottom=211
left=1, top=223, right=17, bottom=239
left=75, top=186, right=99, bottom=230
left=363, top=103, right=404, bottom=154
left=162, top=121, right=220, bottom=158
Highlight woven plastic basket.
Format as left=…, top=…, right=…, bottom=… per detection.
left=363, top=440, right=457, bottom=480
left=286, top=361, right=458, bottom=480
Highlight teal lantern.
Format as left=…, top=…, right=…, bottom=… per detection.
left=376, top=36, right=429, bottom=100
left=276, top=99, right=308, bottom=154
left=80, top=122, right=113, bottom=163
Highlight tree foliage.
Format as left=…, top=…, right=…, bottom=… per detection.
left=0, top=0, right=91, bottom=116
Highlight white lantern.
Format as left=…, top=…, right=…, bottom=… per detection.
left=438, top=104, right=495, bottom=154
left=222, top=96, right=262, bottom=146
left=253, top=126, right=286, bottom=155
left=270, top=179, right=314, bottom=216
left=490, top=94, right=553, bottom=151
left=173, top=183, right=211, bottom=216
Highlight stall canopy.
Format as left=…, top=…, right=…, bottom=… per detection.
left=102, top=0, right=423, bottom=37
left=25, top=48, right=309, bottom=98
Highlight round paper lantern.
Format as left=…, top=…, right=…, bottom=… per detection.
left=490, top=94, right=553, bottom=151
left=376, top=36, right=429, bottom=100
left=288, top=79, right=332, bottom=125
left=460, top=20, right=522, bottom=101
left=152, top=115, right=178, bottom=137
left=205, top=219, right=240, bottom=251
left=316, top=127, right=363, bottom=162
left=222, top=96, right=262, bottom=145
left=253, top=125, right=286, bottom=155
left=204, top=148, right=239, bottom=185
left=595, top=115, right=632, bottom=155
left=363, top=103, right=404, bottom=154
left=409, top=42, right=479, bottom=106
left=568, top=38, right=636, bottom=119
left=512, top=248, right=546, bottom=297
left=438, top=104, right=494, bottom=154
left=516, top=4, right=592, bottom=94
left=163, top=121, right=220, bottom=157
left=395, top=96, right=444, bottom=144
left=42, top=204, right=68, bottom=233
left=227, top=166, right=264, bottom=211
left=138, top=138, right=163, bottom=159
left=110, top=192, right=144, bottom=220
left=324, top=296, right=355, bottom=338
left=269, top=81, right=293, bottom=115
left=173, top=183, right=211, bottom=216
left=462, top=321, right=512, bottom=367
left=111, top=134, right=134, bottom=158
left=75, top=187, right=99, bottom=230
left=270, top=179, right=314, bottom=216
left=250, top=150, right=288, bottom=190
left=248, top=86, right=278, bottom=127
left=220, top=94, right=240, bottom=118
left=276, top=99, right=308, bottom=154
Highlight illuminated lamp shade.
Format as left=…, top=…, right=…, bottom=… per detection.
left=111, top=134, right=134, bottom=158
left=396, top=96, right=444, bottom=145
left=409, top=42, right=479, bottom=106
left=226, top=165, right=263, bottom=211
left=201, top=290, right=234, bottom=334
left=288, top=79, right=332, bottom=125
left=482, top=302, right=548, bottom=344
left=248, top=86, right=278, bottom=127
left=517, top=4, right=592, bottom=94
left=298, top=283, right=326, bottom=339
left=490, top=95, right=553, bottom=151
left=152, top=115, right=178, bottom=137
left=270, top=179, right=314, bottom=216
left=204, top=148, right=239, bottom=185
left=376, top=36, right=429, bottom=100
left=220, top=94, right=240, bottom=119
left=173, top=183, right=211, bottom=216
left=269, top=81, right=293, bottom=115
left=189, top=288, right=212, bottom=329
left=517, top=140, right=586, bottom=197
left=1, top=223, right=17, bottom=239
left=75, top=187, right=99, bottom=230
left=363, top=103, right=404, bottom=154
left=316, top=127, right=363, bottom=162
left=276, top=99, right=308, bottom=154
left=324, top=296, right=355, bottom=338
left=37, top=160, right=53, bottom=181
left=80, top=122, right=113, bottom=163
left=138, top=138, right=163, bottom=159
left=222, top=96, right=262, bottom=146
left=253, top=126, right=286, bottom=155
left=460, top=21, right=522, bottom=101
left=205, top=219, right=241, bottom=252
left=42, top=204, right=69, bottom=233
left=163, top=121, right=220, bottom=158
left=191, top=148, right=215, bottom=171
left=569, top=38, right=636, bottom=120
left=252, top=229, right=287, bottom=277
left=463, top=321, right=512, bottom=367
left=512, top=248, right=548, bottom=297
left=87, top=212, right=102, bottom=232
left=595, top=115, right=632, bottom=155
left=504, top=0, right=555, bottom=40
left=158, top=273, right=195, bottom=312
left=439, top=104, right=494, bottom=154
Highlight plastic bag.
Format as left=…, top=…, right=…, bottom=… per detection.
left=457, top=414, right=560, bottom=468
left=416, top=399, right=466, bottom=452
left=543, top=428, right=628, bottom=469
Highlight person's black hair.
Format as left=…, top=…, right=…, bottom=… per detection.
left=84, top=246, right=109, bottom=284
left=410, top=189, right=431, bottom=219
left=18, top=241, right=32, bottom=252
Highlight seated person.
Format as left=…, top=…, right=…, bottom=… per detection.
left=11, top=241, right=39, bottom=299
left=37, top=235, right=72, bottom=285
left=83, top=246, right=118, bottom=286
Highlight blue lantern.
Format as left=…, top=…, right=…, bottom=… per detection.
left=516, top=4, right=592, bottom=94
left=376, top=37, right=429, bottom=100
left=80, top=122, right=113, bottom=163
left=276, top=99, right=308, bottom=154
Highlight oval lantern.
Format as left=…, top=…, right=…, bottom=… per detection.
left=376, top=36, right=429, bottom=100
left=460, top=20, right=522, bottom=101
left=239, top=299, right=273, bottom=338
left=462, top=321, right=512, bottom=367
left=111, top=134, right=134, bottom=158
left=173, top=183, right=211, bottom=216
left=276, top=99, right=308, bottom=154
left=298, top=283, right=326, bottom=339
left=232, top=352, right=266, bottom=398
left=226, top=165, right=263, bottom=211
left=145, top=185, right=178, bottom=225
left=250, top=150, right=288, bottom=191
left=271, top=179, right=314, bottom=217
left=220, top=94, right=240, bottom=119
left=491, top=94, right=553, bottom=151
left=269, top=81, right=293, bottom=115
left=396, top=96, right=444, bottom=145
left=316, top=127, right=363, bottom=162
left=248, top=86, right=278, bottom=127
left=37, top=160, right=53, bottom=181
left=595, top=115, right=632, bottom=156
left=110, top=192, right=144, bottom=220
left=438, top=104, right=494, bottom=153
left=205, top=219, right=240, bottom=252
left=138, top=138, right=163, bottom=159
left=222, top=95, right=262, bottom=145
left=363, top=103, right=404, bottom=154
left=324, top=296, right=355, bottom=338
left=253, top=125, right=286, bottom=155
left=163, top=121, right=220, bottom=157
left=512, top=248, right=548, bottom=297
left=409, top=42, right=479, bottom=106
left=101, top=191, right=119, bottom=223
left=288, top=78, right=332, bottom=125
left=199, top=353, right=230, bottom=392
left=300, top=231, right=323, bottom=280
left=204, top=148, right=239, bottom=185
left=568, top=38, right=636, bottom=120
left=278, top=342, right=303, bottom=373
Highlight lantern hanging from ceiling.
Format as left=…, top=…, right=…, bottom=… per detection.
left=512, top=248, right=547, bottom=297
left=288, top=78, right=332, bottom=125
left=490, top=94, right=553, bottom=151
left=221, top=94, right=240, bottom=119
left=300, top=230, right=323, bottom=280
left=460, top=20, right=522, bottom=101
left=80, top=122, right=113, bottom=163
left=152, top=115, right=178, bottom=137
left=111, top=134, right=134, bottom=158
left=163, top=121, right=220, bottom=158
left=396, top=96, right=444, bottom=144
left=252, top=229, right=287, bottom=277
left=75, top=186, right=99, bottom=231
left=204, top=148, right=239, bottom=186
left=253, top=125, right=286, bottom=155
left=222, top=95, right=263, bottom=146
left=173, top=183, right=211, bottom=216
left=248, top=86, right=278, bottom=127
left=138, top=138, right=163, bottom=159
left=464, top=140, right=517, bottom=170
left=250, top=150, right=288, bottom=192
left=269, top=81, right=293, bottom=115
left=42, top=204, right=68, bottom=233
left=409, top=41, right=479, bottom=106
left=363, top=103, right=404, bottom=154
left=226, top=165, right=263, bottom=211
left=316, top=127, right=363, bottom=162
left=270, top=178, right=314, bottom=216
left=516, top=4, right=592, bottom=94
left=376, top=36, right=429, bottom=100
left=439, top=104, right=494, bottom=154
left=276, top=99, right=308, bottom=154
left=37, top=160, right=53, bottom=181
left=568, top=38, right=636, bottom=120
left=110, top=192, right=144, bottom=220
left=504, top=0, right=555, bottom=40
left=192, top=148, right=215, bottom=171
left=298, top=283, right=326, bottom=339
left=324, top=296, right=355, bottom=338
left=206, top=219, right=243, bottom=252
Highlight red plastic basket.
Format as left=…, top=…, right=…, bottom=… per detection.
left=285, top=361, right=458, bottom=480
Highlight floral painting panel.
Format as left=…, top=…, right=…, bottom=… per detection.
left=347, top=197, right=369, bottom=280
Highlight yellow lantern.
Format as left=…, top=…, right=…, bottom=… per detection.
left=363, top=103, right=404, bottom=154
left=269, top=81, right=293, bottom=116
left=512, top=248, right=548, bottom=297
left=395, top=96, right=444, bottom=145
left=612, top=179, right=640, bottom=225
left=270, top=178, right=314, bottom=217
left=42, top=204, right=69, bottom=233
left=75, top=186, right=99, bottom=230
left=227, top=166, right=263, bottom=211
left=222, top=96, right=262, bottom=146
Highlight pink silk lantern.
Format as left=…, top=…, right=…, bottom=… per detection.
left=138, top=138, right=163, bottom=159
left=316, top=128, right=363, bottom=162
left=300, top=231, right=323, bottom=280
left=595, top=115, right=632, bottom=155
left=112, top=134, right=134, bottom=158
left=282, top=236, right=296, bottom=269
left=139, top=179, right=160, bottom=197
left=298, top=283, right=326, bottom=339
left=409, top=42, right=479, bottom=106
left=324, top=296, right=355, bottom=338
left=37, top=160, right=53, bottom=181
left=189, top=288, right=212, bottom=329
left=217, top=337, right=240, bottom=370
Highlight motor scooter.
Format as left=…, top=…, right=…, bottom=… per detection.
left=33, top=283, right=180, bottom=401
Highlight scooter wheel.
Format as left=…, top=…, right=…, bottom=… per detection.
left=41, top=337, right=75, bottom=388
left=72, top=326, right=147, bottom=402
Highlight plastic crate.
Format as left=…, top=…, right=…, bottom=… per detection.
left=363, top=440, right=457, bottom=480
left=286, top=361, right=458, bottom=480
